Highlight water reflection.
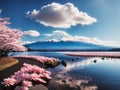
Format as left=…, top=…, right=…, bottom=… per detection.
left=61, top=57, right=102, bottom=73
left=49, top=56, right=120, bottom=90
left=48, top=58, right=103, bottom=90
left=48, top=72, right=97, bottom=90
left=17, top=52, right=120, bottom=90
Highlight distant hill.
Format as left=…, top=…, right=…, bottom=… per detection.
left=25, top=41, right=113, bottom=51
left=109, top=48, right=120, bottom=51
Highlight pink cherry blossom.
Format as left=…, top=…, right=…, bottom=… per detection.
left=65, top=52, right=120, bottom=58
left=14, top=55, right=58, bottom=63
left=30, top=73, right=39, bottom=80
left=43, top=73, right=51, bottom=79
left=22, top=80, right=32, bottom=87
left=1, top=63, right=51, bottom=89
left=36, top=78, right=46, bottom=83
left=1, top=78, right=16, bottom=86
left=45, top=71, right=51, bottom=75
left=0, top=16, right=27, bottom=57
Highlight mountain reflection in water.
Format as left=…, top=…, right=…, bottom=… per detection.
left=48, top=56, right=120, bottom=90
left=48, top=57, right=103, bottom=90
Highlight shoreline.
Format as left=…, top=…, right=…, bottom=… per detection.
left=0, top=58, right=45, bottom=90
left=27, top=49, right=120, bottom=52
left=65, top=52, right=120, bottom=58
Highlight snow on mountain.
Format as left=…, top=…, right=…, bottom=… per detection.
left=25, top=40, right=112, bottom=51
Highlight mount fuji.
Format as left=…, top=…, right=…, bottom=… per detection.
left=25, top=40, right=112, bottom=51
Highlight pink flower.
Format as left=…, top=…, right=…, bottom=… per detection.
left=36, top=78, right=46, bottom=83
left=2, top=78, right=16, bottom=86
left=45, top=71, right=51, bottom=75
left=21, top=73, right=31, bottom=80
left=0, top=17, right=27, bottom=52
left=36, top=68, right=45, bottom=74
left=30, top=73, right=39, bottom=80
left=22, top=80, right=32, bottom=87
left=13, top=74, right=25, bottom=83
left=2, top=63, right=52, bottom=88
left=43, top=73, right=51, bottom=79
left=14, top=55, right=58, bottom=63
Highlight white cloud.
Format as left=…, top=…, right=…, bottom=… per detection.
left=24, top=30, right=40, bottom=37
left=22, top=40, right=37, bottom=44
left=26, top=2, right=97, bottom=28
left=45, top=30, right=73, bottom=41
left=44, top=30, right=118, bottom=46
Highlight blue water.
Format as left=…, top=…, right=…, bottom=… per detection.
left=19, top=52, right=120, bottom=90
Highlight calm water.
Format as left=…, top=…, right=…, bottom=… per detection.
left=19, top=52, right=120, bottom=90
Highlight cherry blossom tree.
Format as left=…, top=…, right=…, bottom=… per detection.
left=0, top=17, right=27, bottom=57
left=1, top=63, right=51, bottom=90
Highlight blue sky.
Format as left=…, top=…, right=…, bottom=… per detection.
left=0, top=0, right=120, bottom=47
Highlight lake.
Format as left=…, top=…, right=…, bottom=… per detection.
left=18, top=51, right=120, bottom=90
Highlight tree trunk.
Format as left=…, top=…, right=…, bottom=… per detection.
left=0, top=51, right=2, bottom=59
left=0, top=51, right=8, bottom=58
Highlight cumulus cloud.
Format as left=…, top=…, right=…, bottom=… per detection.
left=26, top=2, right=97, bottom=28
left=24, top=30, right=40, bottom=37
left=44, top=30, right=116, bottom=46
left=22, top=40, right=37, bottom=44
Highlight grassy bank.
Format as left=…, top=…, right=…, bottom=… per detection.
left=0, top=57, right=19, bottom=71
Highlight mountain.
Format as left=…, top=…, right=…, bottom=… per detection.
left=25, top=41, right=112, bottom=51
left=109, top=48, right=120, bottom=51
